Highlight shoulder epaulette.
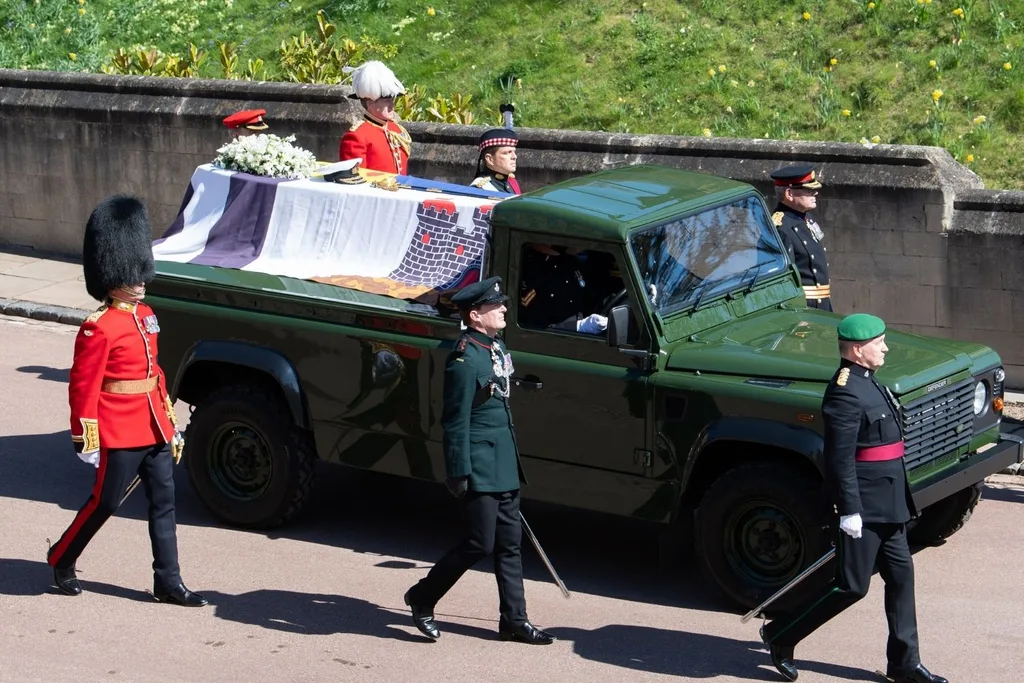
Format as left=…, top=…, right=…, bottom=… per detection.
left=772, top=211, right=784, bottom=227
left=470, top=177, right=488, bottom=189
left=350, top=120, right=364, bottom=132
left=456, top=335, right=469, bottom=352
left=84, top=305, right=108, bottom=324
left=836, top=367, right=850, bottom=387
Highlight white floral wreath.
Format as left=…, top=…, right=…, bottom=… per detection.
left=213, top=133, right=319, bottom=179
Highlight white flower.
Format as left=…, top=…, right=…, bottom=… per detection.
left=212, top=133, right=318, bottom=178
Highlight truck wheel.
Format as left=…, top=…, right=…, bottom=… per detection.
left=694, top=462, right=831, bottom=613
left=907, top=482, right=983, bottom=547
left=185, top=384, right=315, bottom=529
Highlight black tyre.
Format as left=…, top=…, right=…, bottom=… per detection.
left=907, top=481, right=983, bottom=547
left=186, top=384, right=316, bottom=529
left=694, top=461, right=832, bottom=613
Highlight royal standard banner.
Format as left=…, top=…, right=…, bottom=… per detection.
left=153, top=164, right=503, bottom=303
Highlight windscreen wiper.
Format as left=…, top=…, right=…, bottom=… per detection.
left=744, top=262, right=765, bottom=294
left=691, top=280, right=712, bottom=312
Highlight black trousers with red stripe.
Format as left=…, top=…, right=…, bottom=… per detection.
left=48, top=443, right=181, bottom=591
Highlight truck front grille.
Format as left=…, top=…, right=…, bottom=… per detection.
left=901, top=377, right=974, bottom=472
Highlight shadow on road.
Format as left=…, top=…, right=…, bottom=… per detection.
left=982, top=483, right=1024, bottom=504
left=548, top=624, right=881, bottom=681
left=202, top=588, right=495, bottom=643
left=0, top=557, right=160, bottom=603
left=16, top=365, right=70, bottom=383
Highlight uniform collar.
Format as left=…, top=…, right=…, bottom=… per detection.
left=840, top=357, right=872, bottom=378
left=775, top=202, right=807, bottom=219
left=466, top=328, right=495, bottom=348
left=107, top=298, right=138, bottom=313
left=363, top=111, right=392, bottom=127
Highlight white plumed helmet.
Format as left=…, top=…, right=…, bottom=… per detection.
left=346, top=60, right=406, bottom=100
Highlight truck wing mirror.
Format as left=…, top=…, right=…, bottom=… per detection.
left=607, top=304, right=632, bottom=347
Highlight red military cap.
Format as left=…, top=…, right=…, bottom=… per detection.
left=770, top=163, right=822, bottom=189
left=223, top=109, right=269, bottom=131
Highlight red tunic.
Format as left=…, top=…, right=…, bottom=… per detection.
left=338, top=115, right=411, bottom=175
left=69, top=300, right=177, bottom=454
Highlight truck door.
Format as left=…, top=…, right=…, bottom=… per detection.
left=501, top=233, right=657, bottom=518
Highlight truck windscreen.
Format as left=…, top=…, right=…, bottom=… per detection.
left=628, top=195, right=788, bottom=317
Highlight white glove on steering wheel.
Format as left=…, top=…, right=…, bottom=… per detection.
left=839, top=513, right=863, bottom=539
left=577, top=313, right=608, bottom=334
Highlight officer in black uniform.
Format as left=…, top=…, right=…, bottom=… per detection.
left=769, top=164, right=833, bottom=312
left=518, top=243, right=607, bottom=334
left=403, top=276, right=555, bottom=645
left=759, top=313, right=947, bottom=683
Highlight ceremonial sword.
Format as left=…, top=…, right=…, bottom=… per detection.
left=740, top=547, right=835, bottom=623
left=519, top=511, right=571, bottom=599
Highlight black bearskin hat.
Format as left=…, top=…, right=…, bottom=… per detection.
left=82, top=194, right=156, bottom=302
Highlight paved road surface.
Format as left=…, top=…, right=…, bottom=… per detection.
left=1, top=314, right=1021, bottom=683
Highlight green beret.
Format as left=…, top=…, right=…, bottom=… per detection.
left=837, top=313, right=886, bottom=342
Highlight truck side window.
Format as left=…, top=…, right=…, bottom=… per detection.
left=517, top=243, right=624, bottom=334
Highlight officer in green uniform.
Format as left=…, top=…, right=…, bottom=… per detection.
left=759, top=313, right=947, bottom=683
left=403, top=276, right=555, bottom=645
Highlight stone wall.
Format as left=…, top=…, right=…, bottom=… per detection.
left=2, top=68, right=1023, bottom=385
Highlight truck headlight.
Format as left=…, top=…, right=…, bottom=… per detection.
left=995, top=368, right=1006, bottom=383
left=973, top=381, right=988, bottom=415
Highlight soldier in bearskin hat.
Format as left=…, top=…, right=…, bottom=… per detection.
left=45, top=195, right=207, bottom=607
left=338, top=60, right=412, bottom=174
left=470, top=128, right=521, bottom=195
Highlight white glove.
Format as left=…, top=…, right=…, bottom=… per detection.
left=78, top=449, right=100, bottom=468
left=839, top=513, right=863, bottom=539
left=577, top=313, right=608, bottom=334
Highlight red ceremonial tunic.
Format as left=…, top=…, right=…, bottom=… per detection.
left=69, top=300, right=177, bottom=453
left=338, top=114, right=411, bottom=175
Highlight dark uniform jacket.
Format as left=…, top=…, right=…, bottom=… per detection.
left=442, top=329, right=525, bottom=493
left=518, top=248, right=587, bottom=331
left=821, top=359, right=916, bottom=524
left=772, top=204, right=830, bottom=293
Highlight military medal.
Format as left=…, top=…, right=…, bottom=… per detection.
left=143, top=314, right=160, bottom=334
left=806, top=217, right=825, bottom=242
left=490, top=344, right=511, bottom=399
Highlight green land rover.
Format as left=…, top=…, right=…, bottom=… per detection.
left=146, top=164, right=1022, bottom=611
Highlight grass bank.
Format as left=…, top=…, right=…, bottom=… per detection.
left=4, top=0, right=1024, bottom=188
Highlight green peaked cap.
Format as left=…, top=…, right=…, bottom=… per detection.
left=837, top=313, right=886, bottom=342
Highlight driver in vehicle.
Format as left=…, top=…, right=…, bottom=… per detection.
left=518, top=243, right=620, bottom=335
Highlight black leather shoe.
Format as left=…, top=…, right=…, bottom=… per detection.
left=153, top=582, right=208, bottom=607
left=890, top=663, right=948, bottom=683
left=760, top=625, right=798, bottom=681
left=404, top=589, right=440, bottom=640
left=53, top=566, right=82, bottom=596
left=499, top=621, right=556, bottom=645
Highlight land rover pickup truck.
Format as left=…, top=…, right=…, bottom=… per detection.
left=146, top=164, right=1022, bottom=611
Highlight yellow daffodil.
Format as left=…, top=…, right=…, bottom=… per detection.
left=516, top=78, right=522, bottom=88
left=932, top=89, right=943, bottom=102
left=952, top=8, right=964, bottom=18
left=842, top=109, right=851, bottom=116
left=830, top=57, right=838, bottom=66
left=929, top=59, right=937, bottom=68
left=718, top=64, right=726, bottom=72
left=427, top=7, right=435, bottom=16
left=1004, top=62, right=1013, bottom=71
left=708, top=68, right=716, bottom=78
left=747, top=80, right=756, bottom=87
left=64, top=27, right=72, bottom=34
left=973, top=115, right=986, bottom=124
left=68, top=53, right=77, bottom=61
left=966, top=154, right=974, bottom=163
left=78, top=0, right=85, bottom=4
left=868, top=2, right=875, bottom=9
left=702, top=128, right=713, bottom=137
left=29, top=22, right=35, bottom=28
left=871, top=135, right=881, bottom=143
left=78, top=7, right=85, bottom=14
left=802, top=11, right=811, bottom=20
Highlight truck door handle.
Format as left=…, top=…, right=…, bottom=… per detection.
left=512, top=376, right=543, bottom=390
